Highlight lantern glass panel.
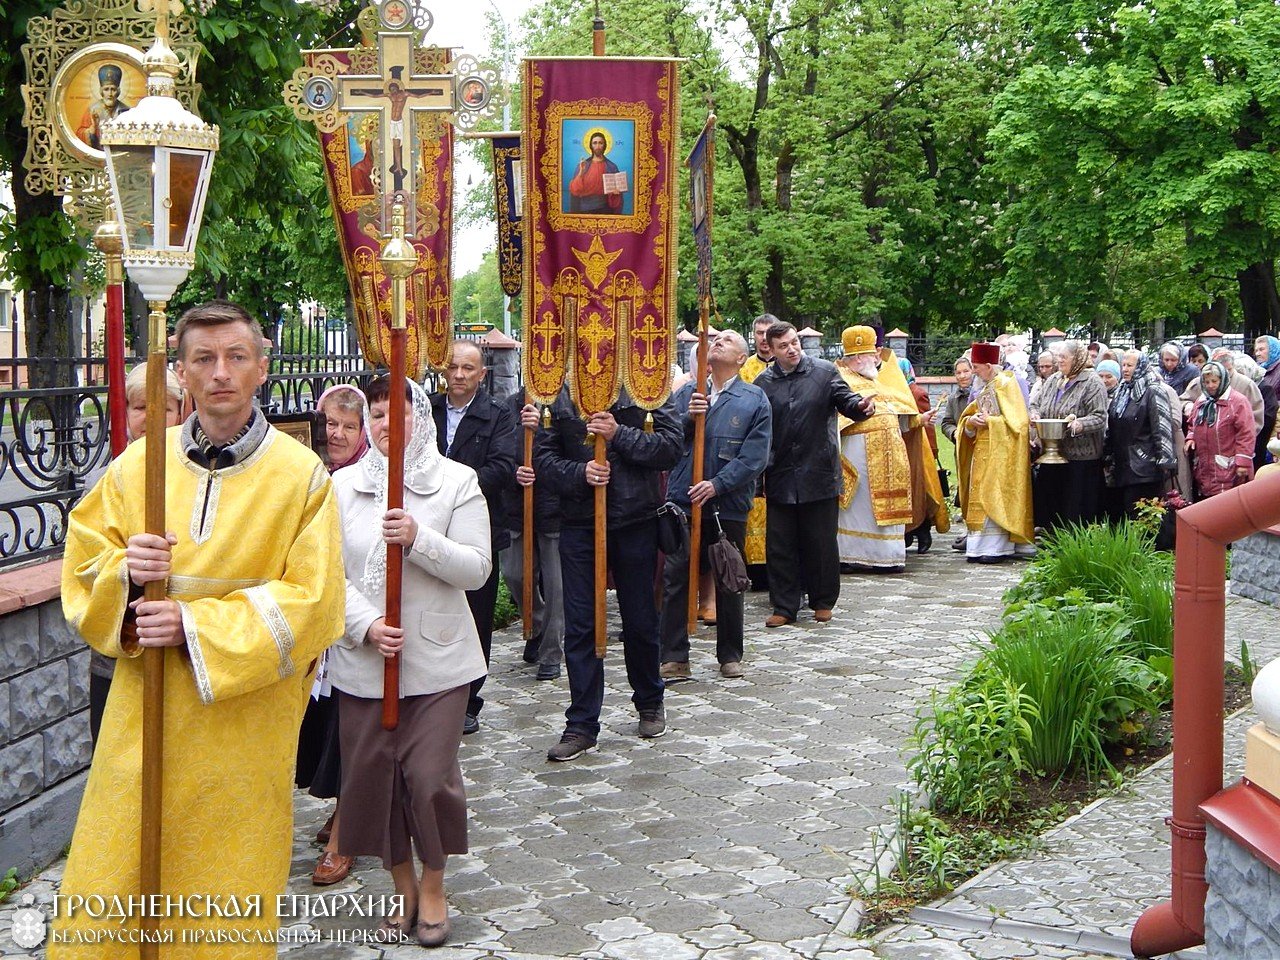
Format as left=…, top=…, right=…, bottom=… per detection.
left=167, top=150, right=205, bottom=252
left=109, top=146, right=156, bottom=250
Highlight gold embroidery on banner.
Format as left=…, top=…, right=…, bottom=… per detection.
left=493, top=142, right=522, bottom=294
left=571, top=236, right=623, bottom=289
left=179, top=601, right=214, bottom=706
left=246, top=585, right=296, bottom=681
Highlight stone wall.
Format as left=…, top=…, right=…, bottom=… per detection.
left=0, top=562, right=90, bottom=879
left=1205, top=822, right=1280, bottom=957
left=1230, top=530, right=1280, bottom=607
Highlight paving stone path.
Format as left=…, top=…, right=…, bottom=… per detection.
left=6, top=534, right=1278, bottom=959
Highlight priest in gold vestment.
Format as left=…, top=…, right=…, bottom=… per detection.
left=834, top=327, right=916, bottom=571
left=957, top=342, right=1035, bottom=563
left=55, top=302, right=345, bottom=958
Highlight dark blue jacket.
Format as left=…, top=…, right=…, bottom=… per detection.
left=534, top=386, right=682, bottom=530
left=667, top=377, right=772, bottom=523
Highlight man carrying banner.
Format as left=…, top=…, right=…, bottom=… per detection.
left=57, top=301, right=345, bottom=953
left=659, top=331, right=771, bottom=680
left=535, top=388, right=682, bottom=760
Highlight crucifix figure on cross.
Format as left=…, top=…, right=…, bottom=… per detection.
left=338, top=32, right=453, bottom=233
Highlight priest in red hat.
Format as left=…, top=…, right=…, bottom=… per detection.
left=956, top=342, right=1035, bottom=563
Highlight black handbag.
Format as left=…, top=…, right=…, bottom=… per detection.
left=655, top=501, right=689, bottom=555
left=707, top=508, right=750, bottom=594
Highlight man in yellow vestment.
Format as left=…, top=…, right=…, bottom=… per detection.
left=834, top=327, right=916, bottom=571
left=957, top=341, right=1035, bottom=563
left=55, top=301, right=345, bottom=958
left=739, top=313, right=775, bottom=585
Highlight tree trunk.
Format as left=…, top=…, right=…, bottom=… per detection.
left=10, top=183, right=73, bottom=389
left=1194, top=295, right=1229, bottom=335
left=1237, top=261, right=1280, bottom=346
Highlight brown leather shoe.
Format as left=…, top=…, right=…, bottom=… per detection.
left=765, top=615, right=794, bottom=628
left=311, top=851, right=353, bottom=886
left=315, top=811, right=335, bottom=846
left=719, top=661, right=744, bottom=679
left=661, top=660, right=691, bottom=682
left=813, top=609, right=834, bottom=623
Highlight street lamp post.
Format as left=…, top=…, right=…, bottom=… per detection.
left=99, top=5, right=218, bottom=953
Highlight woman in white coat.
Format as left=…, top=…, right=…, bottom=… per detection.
left=329, top=375, right=490, bottom=947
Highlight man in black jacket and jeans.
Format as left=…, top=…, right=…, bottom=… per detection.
left=755, top=321, right=874, bottom=627
left=534, top=386, right=682, bottom=761
left=430, top=340, right=518, bottom=734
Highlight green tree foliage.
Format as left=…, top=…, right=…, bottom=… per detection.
left=984, top=0, right=1280, bottom=342
left=519, top=0, right=1022, bottom=336
left=0, top=0, right=353, bottom=382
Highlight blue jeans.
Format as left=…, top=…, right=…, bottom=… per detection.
left=559, top=520, right=664, bottom=739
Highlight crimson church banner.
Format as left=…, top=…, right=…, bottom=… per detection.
left=521, top=58, right=680, bottom=413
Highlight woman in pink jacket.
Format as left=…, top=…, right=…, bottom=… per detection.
left=1187, top=360, right=1256, bottom=499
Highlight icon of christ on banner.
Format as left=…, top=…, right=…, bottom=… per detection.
left=563, top=120, right=634, bottom=216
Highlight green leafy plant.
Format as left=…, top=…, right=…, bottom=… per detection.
left=984, top=599, right=1163, bottom=776
left=909, top=670, right=1037, bottom=820
left=1241, top=639, right=1258, bottom=691
left=0, top=867, right=17, bottom=904
left=493, top=579, right=519, bottom=631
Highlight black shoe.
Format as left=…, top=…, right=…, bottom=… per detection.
left=522, top=635, right=541, bottom=664
left=536, top=662, right=561, bottom=681
left=966, top=555, right=1007, bottom=565
left=917, top=527, right=932, bottom=554
left=547, top=731, right=597, bottom=761
left=952, top=534, right=967, bottom=552
left=904, top=530, right=915, bottom=548
left=463, top=713, right=480, bottom=735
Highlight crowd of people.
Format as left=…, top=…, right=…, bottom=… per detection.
left=55, top=299, right=1280, bottom=952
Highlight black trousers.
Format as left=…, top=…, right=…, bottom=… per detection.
left=659, top=515, right=746, bottom=665
left=465, top=560, right=501, bottom=717
left=1034, top=459, right=1104, bottom=531
left=766, top=497, right=840, bottom=619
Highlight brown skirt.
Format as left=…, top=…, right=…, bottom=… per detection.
left=336, top=686, right=469, bottom=870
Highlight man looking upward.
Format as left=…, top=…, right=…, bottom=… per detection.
left=659, top=331, right=772, bottom=680
left=754, top=321, right=874, bottom=627
left=56, top=300, right=345, bottom=955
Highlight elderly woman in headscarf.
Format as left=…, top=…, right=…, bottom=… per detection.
left=1158, top=342, right=1198, bottom=394
left=1105, top=351, right=1176, bottom=520
left=329, top=375, right=491, bottom=945
left=1030, top=339, right=1109, bottom=529
left=1187, top=360, right=1256, bottom=499
left=1096, top=359, right=1121, bottom=396
left=1253, top=335, right=1280, bottom=467
left=298, top=384, right=371, bottom=887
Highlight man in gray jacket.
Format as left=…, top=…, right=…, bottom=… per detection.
left=659, top=331, right=772, bottom=680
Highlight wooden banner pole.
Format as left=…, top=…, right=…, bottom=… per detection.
left=139, top=303, right=168, bottom=960
left=594, top=433, right=608, bottom=657
left=522, top=392, right=535, bottom=642
left=687, top=298, right=710, bottom=634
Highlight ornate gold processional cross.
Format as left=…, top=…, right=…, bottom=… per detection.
left=578, top=311, right=612, bottom=376
left=337, top=29, right=455, bottom=230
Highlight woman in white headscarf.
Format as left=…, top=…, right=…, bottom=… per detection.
left=328, top=375, right=491, bottom=946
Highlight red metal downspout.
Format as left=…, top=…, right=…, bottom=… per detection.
left=1131, top=469, right=1280, bottom=958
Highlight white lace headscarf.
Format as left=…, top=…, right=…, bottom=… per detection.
left=359, top=376, right=441, bottom=594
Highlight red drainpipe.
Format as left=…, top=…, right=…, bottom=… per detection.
left=1131, top=469, right=1280, bottom=958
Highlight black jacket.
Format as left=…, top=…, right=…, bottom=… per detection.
left=431, top=387, right=518, bottom=550
left=1106, top=381, right=1176, bottom=487
left=755, top=354, right=870, bottom=504
left=500, top=391, right=562, bottom=534
left=534, top=386, right=682, bottom=530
